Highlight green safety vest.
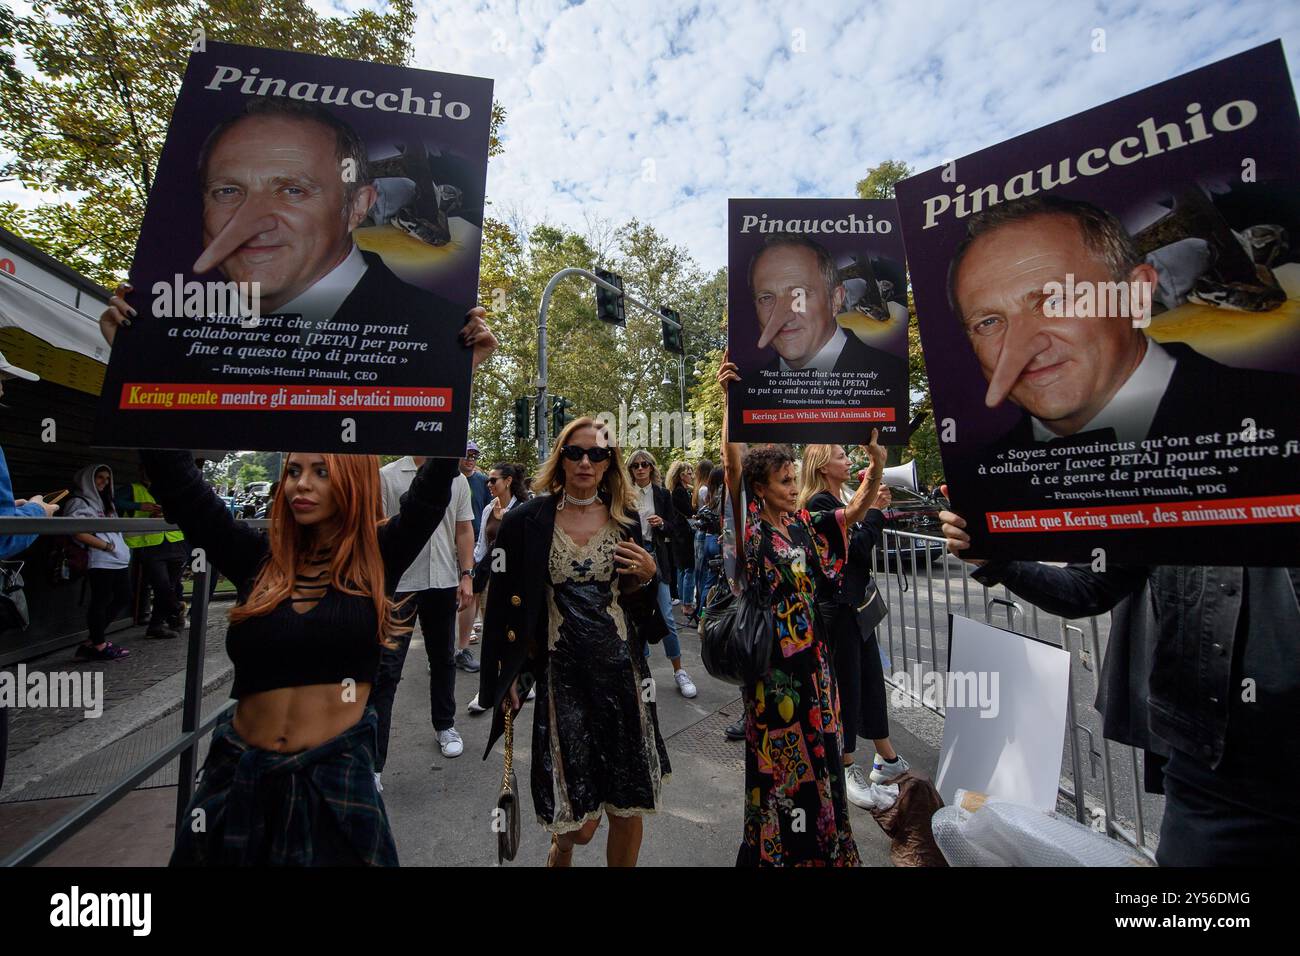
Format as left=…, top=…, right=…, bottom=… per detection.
left=123, top=482, right=185, bottom=549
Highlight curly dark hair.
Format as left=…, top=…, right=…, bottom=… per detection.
left=742, top=444, right=795, bottom=493
left=489, top=462, right=528, bottom=503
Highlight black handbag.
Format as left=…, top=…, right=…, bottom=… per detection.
left=700, top=574, right=774, bottom=686
left=495, top=708, right=521, bottom=863
left=854, top=579, right=888, bottom=639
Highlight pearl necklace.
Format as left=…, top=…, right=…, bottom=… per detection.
left=559, top=490, right=599, bottom=510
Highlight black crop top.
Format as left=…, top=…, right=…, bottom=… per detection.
left=140, top=450, right=457, bottom=698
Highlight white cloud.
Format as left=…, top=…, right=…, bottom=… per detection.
left=404, top=0, right=1300, bottom=269
left=7, top=0, right=1299, bottom=273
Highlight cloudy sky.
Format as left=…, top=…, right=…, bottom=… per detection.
left=6, top=0, right=1300, bottom=271
left=395, top=0, right=1300, bottom=269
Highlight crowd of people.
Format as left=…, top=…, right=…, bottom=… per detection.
left=3, top=245, right=1291, bottom=870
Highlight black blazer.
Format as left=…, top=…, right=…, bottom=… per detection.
left=646, top=483, right=677, bottom=582
left=669, top=484, right=697, bottom=567
left=476, top=492, right=668, bottom=758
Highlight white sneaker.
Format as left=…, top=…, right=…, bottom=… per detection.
left=845, top=763, right=899, bottom=810
left=671, top=598, right=681, bottom=606
left=674, top=669, right=698, bottom=699
left=437, top=727, right=464, bottom=758
left=467, top=693, right=487, bottom=714
left=527, top=684, right=536, bottom=701
left=870, top=753, right=909, bottom=784
left=373, top=771, right=383, bottom=793
left=844, top=763, right=870, bottom=808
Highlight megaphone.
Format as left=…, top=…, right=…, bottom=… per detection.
left=883, top=459, right=919, bottom=493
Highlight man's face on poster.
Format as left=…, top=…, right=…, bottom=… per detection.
left=200, top=115, right=376, bottom=312
left=953, top=214, right=1154, bottom=436
left=751, top=245, right=844, bottom=369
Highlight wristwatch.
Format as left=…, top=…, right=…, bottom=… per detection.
left=460, top=569, right=472, bottom=579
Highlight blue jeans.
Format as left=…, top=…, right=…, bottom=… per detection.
left=696, top=534, right=721, bottom=605
left=643, top=580, right=682, bottom=662
left=676, top=566, right=695, bottom=606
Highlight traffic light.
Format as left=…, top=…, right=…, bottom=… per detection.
left=594, top=267, right=626, bottom=326
left=659, top=308, right=683, bottom=354
left=551, top=395, right=574, bottom=435
left=513, top=397, right=531, bottom=440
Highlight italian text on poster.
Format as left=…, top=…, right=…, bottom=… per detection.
left=94, top=42, right=493, bottom=456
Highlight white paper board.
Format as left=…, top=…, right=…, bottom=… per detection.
left=935, top=614, right=1071, bottom=812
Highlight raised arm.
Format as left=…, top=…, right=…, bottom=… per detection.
left=378, top=457, right=460, bottom=588
left=140, top=450, right=268, bottom=587
left=717, top=351, right=745, bottom=534
left=841, top=428, right=886, bottom=527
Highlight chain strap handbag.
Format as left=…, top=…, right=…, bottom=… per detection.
left=496, top=708, right=521, bottom=863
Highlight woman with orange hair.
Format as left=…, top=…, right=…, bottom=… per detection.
left=99, top=286, right=496, bottom=865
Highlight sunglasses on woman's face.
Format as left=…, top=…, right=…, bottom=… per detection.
left=560, top=444, right=612, bottom=463
left=630, top=461, right=652, bottom=470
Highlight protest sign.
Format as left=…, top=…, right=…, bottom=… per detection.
left=896, top=41, right=1300, bottom=563
left=727, top=198, right=910, bottom=444
left=94, top=41, right=493, bottom=456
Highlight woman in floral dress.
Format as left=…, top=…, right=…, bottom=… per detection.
left=718, top=353, right=886, bottom=865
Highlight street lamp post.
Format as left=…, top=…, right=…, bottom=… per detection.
left=673, top=352, right=699, bottom=419
left=536, top=267, right=681, bottom=460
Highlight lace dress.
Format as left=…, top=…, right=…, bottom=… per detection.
left=531, top=521, right=671, bottom=832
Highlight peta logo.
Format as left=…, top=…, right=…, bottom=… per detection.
left=49, top=886, right=151, bottom=936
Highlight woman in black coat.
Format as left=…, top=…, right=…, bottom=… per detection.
left=477, top=417, right=670, bottom=867
left=665, top=460, right=697, bottom=617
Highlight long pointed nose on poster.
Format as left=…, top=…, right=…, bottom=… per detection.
left=896, top=41, right=1300, bottom=565
left=726, top=199, right=910, bottom=445
left=92, top=42, right=494, bottom=457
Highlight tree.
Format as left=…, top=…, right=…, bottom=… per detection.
left=0, top=0, right=505, bottom=287
left=855, top=160, right=944, bottom=485
left=470, top=217, right=725, bottom=472
left=237, top=462, right=269, bottom=486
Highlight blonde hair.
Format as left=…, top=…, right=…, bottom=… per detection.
left=532, top=417, right=637, bottom=529
left=796, top=444, right=849, bottom=510
left=665, top=460, right=691, bottom=492
left=627, top=448, right=661, bottom=487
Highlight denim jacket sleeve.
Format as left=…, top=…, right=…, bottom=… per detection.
left=972, top=560, right=1149, bottom=619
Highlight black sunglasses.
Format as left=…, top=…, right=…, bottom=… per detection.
left=560, top=444, right=612, bottom=463
left=630, top=461, right=652, bottom=469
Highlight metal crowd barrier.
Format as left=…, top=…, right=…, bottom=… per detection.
left=871, top=527, right=1159, bottom=861
left=0, top=516, right=269, bottom=867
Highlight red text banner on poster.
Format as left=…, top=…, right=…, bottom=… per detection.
left=986, top=495, right=1300, bottom=533
left=118, top=383, right=454, bottom=412
left=742, top=407, right=896, bottom=424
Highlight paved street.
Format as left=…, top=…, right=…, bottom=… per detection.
left=375, top=612, right=918, bottom=866
left=0, top=561, right=1161, bottom=866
